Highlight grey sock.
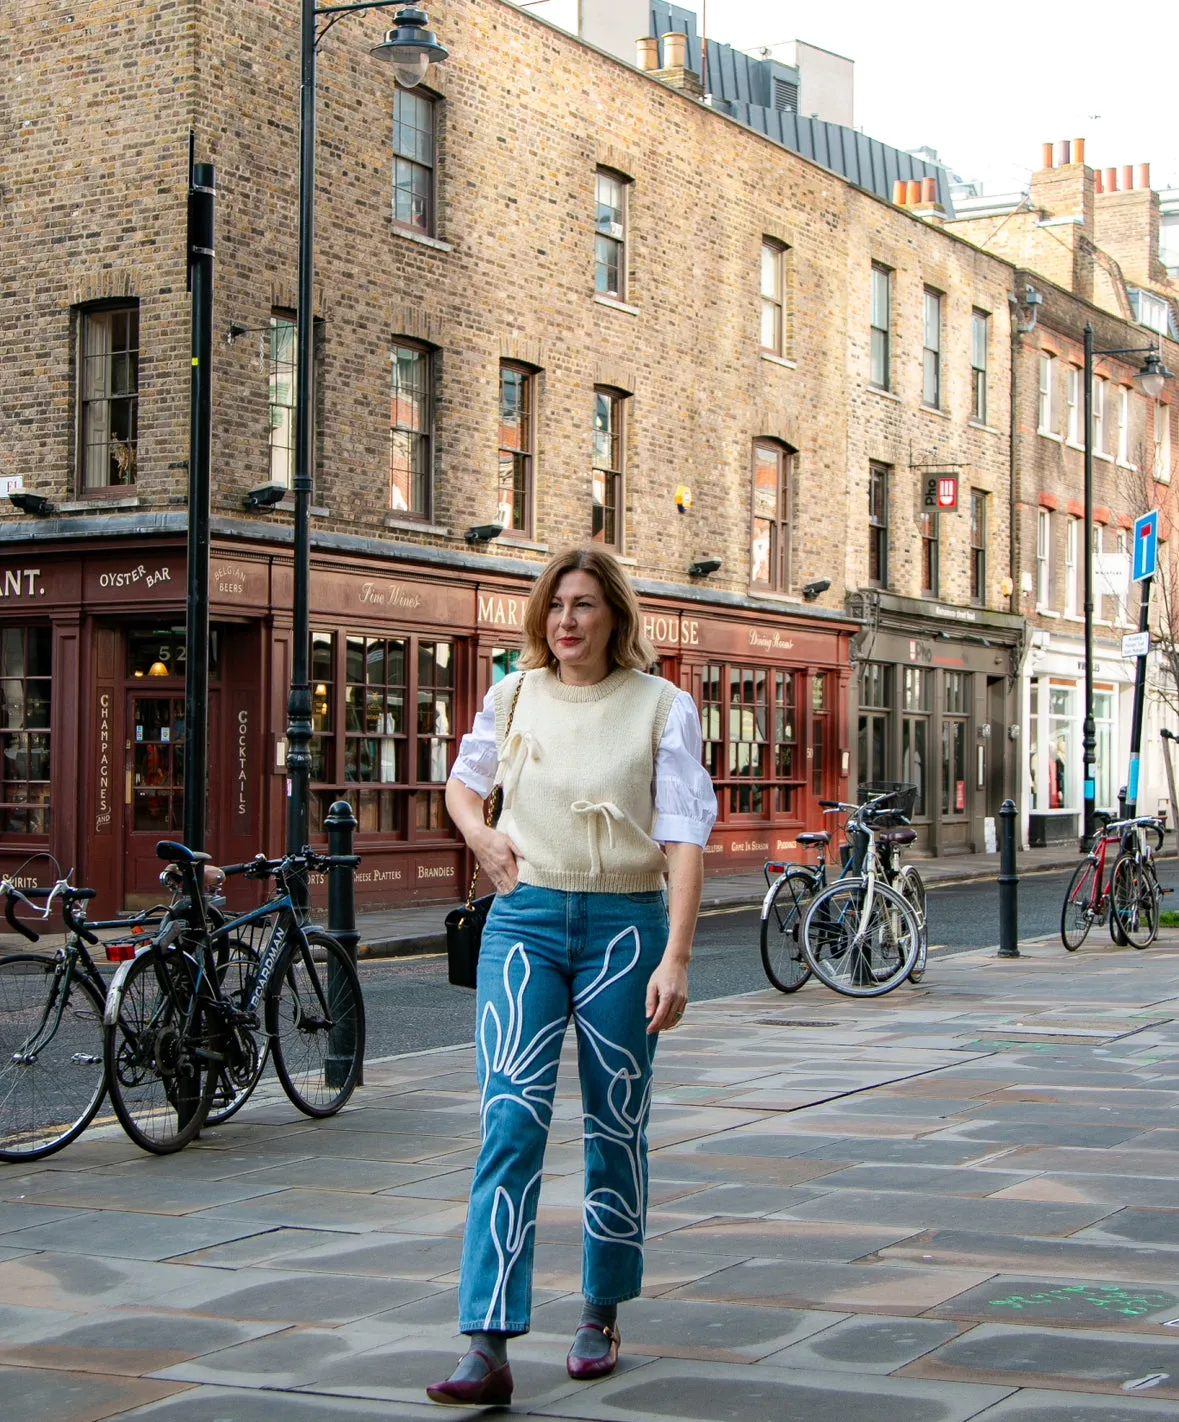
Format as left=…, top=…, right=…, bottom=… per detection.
left=451, top=1331, right=508, bottom=1379
left=571, top=1300, right=618, bottom=1360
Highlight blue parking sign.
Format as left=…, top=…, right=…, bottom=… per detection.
left=1133, top=511, right=1159, bottom=583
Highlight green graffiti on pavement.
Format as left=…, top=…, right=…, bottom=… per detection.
left=988, top=1284, right=1174, bottom=1318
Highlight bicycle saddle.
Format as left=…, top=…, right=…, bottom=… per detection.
left=876, top=827, right=917, bottom=846
left=156, top=840, right=213, bottom=865
left=796, top=831, right=831, bottom=846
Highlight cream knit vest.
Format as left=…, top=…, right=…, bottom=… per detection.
left=493, top=668, right=679, bottom=894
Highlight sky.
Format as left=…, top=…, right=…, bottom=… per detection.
left=703, top=0, right=1179, bottom=194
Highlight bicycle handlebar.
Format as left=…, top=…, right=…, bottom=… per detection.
left=222, top=848, right=362, bottom=882
left=1, top=880, right=99, bottom=945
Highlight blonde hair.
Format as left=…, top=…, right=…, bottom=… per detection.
left=520, top=546, right=656, bottom=672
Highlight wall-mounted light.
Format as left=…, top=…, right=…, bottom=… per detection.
left=8, top=492, right=55, bottom=516
left=466, top=523, right=504, bottom=545
left=674, top=484, right=693, bottom=513
left=802, top=578, right=831, bottom=602
left=245, top=482, right=288, bottom=511
left=688, top=557, right=722, bottom=577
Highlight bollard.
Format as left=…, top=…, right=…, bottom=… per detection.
left=997, top=798, right=1020, bottom=958
left=1117, top=785, right=1128, bottom=822
left=324, top=799, right=362, bottom=1086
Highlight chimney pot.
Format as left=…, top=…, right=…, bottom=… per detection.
left=1105, top=167, right=1118, bottom=192
left=906, top=179, right=922, bottom=206
left=921, top=176, right=937, bottom=203
left=635, top=37, right=659, bottom=71
left=1139, top=162, right=1151, bottom=191
left=1041, top=142, right=1054, bottom=169
left=1074, top=137, right=1086, bottom=164
left=1122, top=164, right=1134, bottom=191
left=892, top=179, right=907, bottom=206
left=1058, top=139, right=1071, bottom=165
left=661, top=31, right=687, bottom=69
left=1094, top=169, right=1103, bottom=194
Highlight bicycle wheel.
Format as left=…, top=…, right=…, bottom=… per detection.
left=0, top=954, right=106, bottom=1162
left=1061, top=861, right=1096, bottom=951
left=268, top=930, right=364, bottom=1117
left=104, top=950, right=216, bottom=1154
left=1111, top=854, right=1160, bottom=949
left=204, top=937, right=268, bottom=1128
left=802, top=879, right=920, bottom=997
left=895, top=865, right=928, bottom=983
left=759, top=870, right=817, bottom=993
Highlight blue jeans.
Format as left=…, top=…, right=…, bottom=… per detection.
left=457, top=883, right=669, bottom=1336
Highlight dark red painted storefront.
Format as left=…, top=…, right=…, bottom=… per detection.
left=0, top=539, right=854, bottom=915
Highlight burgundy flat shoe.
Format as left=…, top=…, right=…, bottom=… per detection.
left=425, top=1350, right=514, bottom=1406
left=566, top=1322, right=621, bottom=1380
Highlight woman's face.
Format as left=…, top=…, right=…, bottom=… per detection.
left=546, top=570, right=615, bottom=682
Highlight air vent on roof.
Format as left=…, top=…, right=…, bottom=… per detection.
left=773, top=77, right=798, bottom=113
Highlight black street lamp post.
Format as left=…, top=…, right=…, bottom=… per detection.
left=1081, top=324, right=1172, bottom=849
left=286, top=3, right=447, bottom=897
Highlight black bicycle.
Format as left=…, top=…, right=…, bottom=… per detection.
left=104, top=841, right=365, bottom=1155
left=0, top=873, right=164, bottom=1162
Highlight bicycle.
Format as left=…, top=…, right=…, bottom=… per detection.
left=103, top=841, right=365, bottom=1155
left=0, top=873, right=164, bottom=1162
left=800, top=795, right=922, bottom=997
left=1109, top=816, right=1165, bottom=949
left=1060, top=813, right=1149, bottom=950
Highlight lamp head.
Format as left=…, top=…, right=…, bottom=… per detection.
left=465, top=523, right=504, bottom=545
left=802, top=578, right=832, bottom=602
left=371, top=7, right=448, bottom=89
left=688, top=557, right=722, bottom=577
left=1137, top=349, right=1173, bottom=400
left=8, top=492, right=55, bottom=517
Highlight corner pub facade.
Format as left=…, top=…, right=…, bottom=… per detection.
left=0, top=527, right=856, bottom=914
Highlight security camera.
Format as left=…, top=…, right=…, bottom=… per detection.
left=244, top=482, right=288, bottom=510
left=8, top=492, right=55, bottom=516
left=688, top=557, right=722, bottom=577
left=465, top=523, right=505, bottom=544
left=802, top=578, right=831, bottom=602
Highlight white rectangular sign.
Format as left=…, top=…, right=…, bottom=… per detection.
left=1095, top=551, right=1130, bottom=596
left=1122, top=631, right=1151, bottom=659
left=0, top=477, right=24, bottom=498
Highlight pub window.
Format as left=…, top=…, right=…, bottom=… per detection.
left=728, top=665, right=768, bottom=815
left=751, top=440, right=793, bottom=592
left=77, top=302, right=139, bottom=491
left=393, top=86, right=436, bottom=235
left=970, top=489, right=988, bottom=605
left=812, top=673, right=828, bottom=797
left=901, top=666, right=930, bottom=818
left=922, top=287, right=942, bottom=409
left=700, top=662, right=803, bottom=819
left=491, top=647, right=522, bottom=684
left=868, top=462, right=889, bottom=587
left=858, top=663, right=891, bottom=786
left=390, top=340, right=433, bottom=517
left=310, top=633, right=456, bottom=838
left=269, top=313, right=297, bottom=488
left=942, top=671, right=970, bottom=817
left=497, top=364, right=534, bottom=535
left=0, top=628, right=52, bottom=836
left=870, top=263, right=891, bottom=390
left=594, top=168, right=629, bottom=300
left=592, top=388, right=625, bottom=549
left=921, top=512, right=939, bottom=597
left=700, top=664, right=723, bottom=783
left=774, top=671, right=798, bottom=814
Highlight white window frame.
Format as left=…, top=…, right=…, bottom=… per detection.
left=1116, top=530, right=1132, bottom=626
left=1155, top=403, right=1172, bottom=484
left=1036, top=508, right=1051, bottom=609
left=1117, top=386, right=1134, bottom=467
left=1094, top=376, right=1107, bottom=457
left=1038, top=353, right=1057, bottom=436
left=1065, top=516, right=1079, bottom=617
left=870, top=264, right=891, bottom=390
left=1066, top=365, right=1081, bottom=445
left=922, top=288, right=942, bottom=409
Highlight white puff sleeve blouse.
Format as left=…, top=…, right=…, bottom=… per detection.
left=449, top=682, right=718, bottom=848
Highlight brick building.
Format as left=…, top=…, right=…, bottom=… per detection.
left=947, top=144, right=1179, bottom=843
left=0, top=0, right=1024, bottom=908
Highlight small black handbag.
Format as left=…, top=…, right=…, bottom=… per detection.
left=445, top=674, right=525, bottom=989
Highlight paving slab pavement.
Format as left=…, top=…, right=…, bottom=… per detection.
left=2, top=930, right=1179, bottom=1418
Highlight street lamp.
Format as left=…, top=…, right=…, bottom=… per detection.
left=1080, top=323, right=1175, bottom=848
left=286, top=1, right=447, bottom=893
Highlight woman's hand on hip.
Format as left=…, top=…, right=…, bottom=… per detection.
left=645, top=957, right=688, bottom=1035
left=472, top=825, right=521, bottom=894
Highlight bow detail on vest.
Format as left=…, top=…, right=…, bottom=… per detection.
left=498, top=729, right=541, bottom=805
left=571, top=800, right=628, bottom=874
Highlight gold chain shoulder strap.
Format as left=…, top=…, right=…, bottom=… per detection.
left=463, top=671, right=526, bottom=911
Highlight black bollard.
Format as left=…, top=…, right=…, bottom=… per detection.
left=324, top=799, right=362, bottom=1086
left=997, top=798, right=1020, bottom=958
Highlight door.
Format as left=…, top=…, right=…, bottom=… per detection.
left=123, top=691, right=216, bottom=906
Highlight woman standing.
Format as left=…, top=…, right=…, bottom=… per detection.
left=427, top=547, right=716, bottom=1407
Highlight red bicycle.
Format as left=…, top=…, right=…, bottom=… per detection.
left=1060, top=815, right=1161, bottom=951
